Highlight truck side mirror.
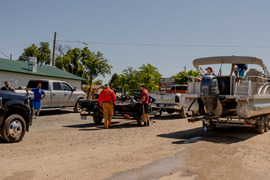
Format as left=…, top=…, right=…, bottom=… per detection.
left=73, top=86, right=77, bottom=91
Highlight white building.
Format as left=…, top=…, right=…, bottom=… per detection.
left=0, top=58, right=85, bottom=89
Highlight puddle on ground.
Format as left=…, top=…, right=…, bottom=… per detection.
left=106, top=148, right=187, bottom=180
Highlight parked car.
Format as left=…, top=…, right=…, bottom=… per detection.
left=0, top=90, right=32, bottom=143
left=16, top=79, right=86, bottom=112
left=167, top=85, right=188, bottom=93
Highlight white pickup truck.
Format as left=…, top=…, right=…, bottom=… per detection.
left=16, top=79, right=86, bottom=112
left=150, top=93, right=186, bottom=118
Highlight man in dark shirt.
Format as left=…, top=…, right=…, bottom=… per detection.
left=1, top=81, right=16, bottom=92
left=138, top=84, right=150, bottom=126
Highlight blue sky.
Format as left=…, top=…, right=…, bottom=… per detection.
left=1, top=0, right=270, bottom=82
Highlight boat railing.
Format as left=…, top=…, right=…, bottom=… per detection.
left=187, top=76, right=201, bottom=94
left=235, top=76, right=268, bottom=101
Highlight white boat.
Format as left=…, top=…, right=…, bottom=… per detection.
left=183, top=56, right=270, bottom=133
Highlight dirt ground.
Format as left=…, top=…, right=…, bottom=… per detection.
left=1, top=109, right=270, bottom=180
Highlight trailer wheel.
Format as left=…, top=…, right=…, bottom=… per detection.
left=93, top=116, right=103, bottom=124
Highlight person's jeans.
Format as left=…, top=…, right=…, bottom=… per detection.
left=102, top=102, right=114, bottom=128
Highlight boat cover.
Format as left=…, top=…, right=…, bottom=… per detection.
left=115, top=102, right=141, bottom=112
left=193, top=56, right=269, bottom=77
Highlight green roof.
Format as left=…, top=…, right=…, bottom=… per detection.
left=0, top=58, right=85, bottom=81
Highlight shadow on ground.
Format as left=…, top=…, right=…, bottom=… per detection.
left=63, top=119, right=143, bottom=131
left=152, top=113, right=185, bottom=121
left=39, top=109, right=74, bottom=116
left=158, top=126, right=258, bottom=145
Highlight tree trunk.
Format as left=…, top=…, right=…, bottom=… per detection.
left=87, top=78, right=93, bottom=98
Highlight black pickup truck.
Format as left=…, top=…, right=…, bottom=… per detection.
left=0, top=90, right=32, bottom=143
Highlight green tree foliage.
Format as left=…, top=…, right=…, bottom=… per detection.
left=117, top=64, right=161, bottom=94
left=121, top=67, right=140, bottom=93
left=109, top=73, right=121, bottom=89
left=137, top=63, right=162, bottom=92
left=55, top=48, right=84, bottom=77
left=81, top=47, right=112, bottom=96
left=93, top=79, right=103, bottom=85
left=172, top=70, right=199, bottom=84
left=19, top=42, right=51, bottom=65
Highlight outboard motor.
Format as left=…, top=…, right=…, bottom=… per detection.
left=200, top=75, right=222, bottom=118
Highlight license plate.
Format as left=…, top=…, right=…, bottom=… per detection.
left=81, top=116, right=87, bottom=120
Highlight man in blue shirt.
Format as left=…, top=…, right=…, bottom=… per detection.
left=31, top=83, right=46, bottom=118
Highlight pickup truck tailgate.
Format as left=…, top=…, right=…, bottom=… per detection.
left=150, top=93, right=180, bottom=104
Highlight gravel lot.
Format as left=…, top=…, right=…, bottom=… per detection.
left=1, top=109, right=270, bottom=180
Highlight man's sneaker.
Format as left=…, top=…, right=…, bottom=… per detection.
left=33, top=115, right=36, bottom=119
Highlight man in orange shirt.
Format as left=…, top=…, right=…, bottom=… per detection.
left=98, top=84, right=116, bottom=129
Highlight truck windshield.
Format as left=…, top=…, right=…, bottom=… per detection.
left=27, top=81, right=49, bottom=90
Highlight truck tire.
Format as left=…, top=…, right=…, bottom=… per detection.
left=1, top=114, right=26, bottom=143
left=74, top=100, right=83, bottom=113
left=93, top=116, right=103, bottom=124
left=179, top=108, right=187, bottom=118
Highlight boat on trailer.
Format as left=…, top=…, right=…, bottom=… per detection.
left=183, top=56, right=270, bottom=133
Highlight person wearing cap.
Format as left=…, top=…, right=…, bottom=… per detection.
left=204, top=66, right=216, bottom=76
left=1, top=81, right=16, bottom=92
left=138, top=84, right=150, bottom=126
left=196, top=67, right=216, bottom=81
left=98, top=84, right=116, bottom=129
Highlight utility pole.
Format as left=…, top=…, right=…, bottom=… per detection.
left=52, top=32, right=56, bottom=66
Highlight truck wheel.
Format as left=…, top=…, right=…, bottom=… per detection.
left=179, top=108, right=187, bottom=118
left=74, top=100, right=83, bottom=113
left=154, top=110, right=162, bottom=117
left=1, top=114, right=26, bottom=143
left=93, top=116, right=103, bottom=124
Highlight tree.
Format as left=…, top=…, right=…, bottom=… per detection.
left=121, top=67, right=140, bottom=94
left=81, top=47, right=112, bottom=96
left=172, top=70, right=199, bottom=84
left=109, top=73, right=121, bottom=88
left=93, top=79, right=103, bottom=85
left=55, top=47, right=84, bottom=77
left=19, top=42, right=51, bottom=65
left=137, top=63, right=162, bottom=92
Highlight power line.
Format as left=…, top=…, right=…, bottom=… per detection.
left=84, top=42, right=270, bottom=48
